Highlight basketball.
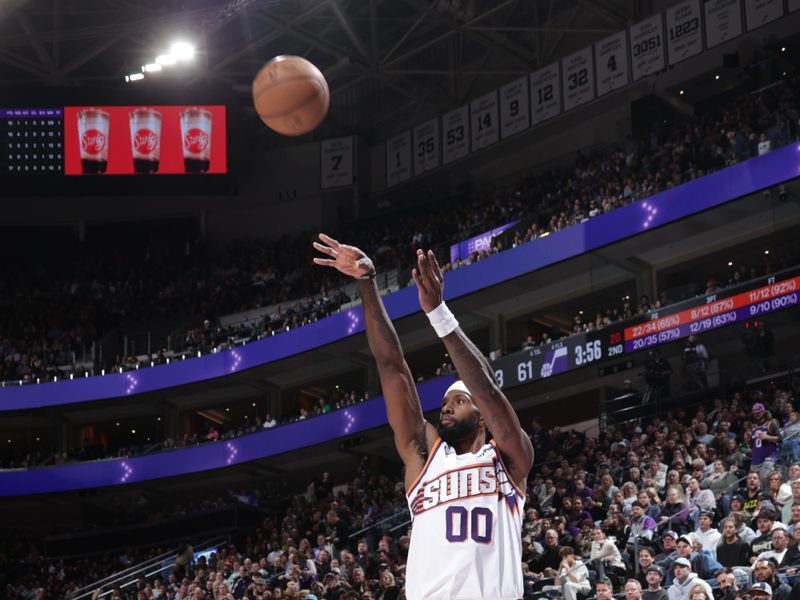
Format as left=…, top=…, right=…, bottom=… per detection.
left=252, top=55, right=330, bottom=136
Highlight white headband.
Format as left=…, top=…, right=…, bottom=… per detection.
left=444, top=380, right=472, bottom=398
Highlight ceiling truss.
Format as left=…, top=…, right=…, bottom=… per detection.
left=0, top=0, right=634, bottom=143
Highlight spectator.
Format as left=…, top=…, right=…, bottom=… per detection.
left=544, top=546, right=591, bottom=600
left=627, top=501, right=658, bottom=549
left=682, top=335, right=709, bottom=389
left=659, top=487, right=690, bottom=534
left=535, top=529, right=562, bottom=572
left=740, top=472, right=765, bottom=515
left=700, top=460, right=738, bottom=508
left=595, top=576, right=614, bottom=600
left=714, top=568, right=740, bottom=600
left=754, top=527, right=800, bottom=567
left=625, top=579, right=644, bottom=600
left=643, top=565, right=667, bottom=600
left=666, top=557, right=712, bottom=600
left=686, top=479, right=715, bottom=527
left=751, top=510, right=777, bottom=557
left=589, top=526, right=625, bottom=581
left=751, top=403, right=782, bottom=480
left=694, top=511, right=721, bottom=555
left=751, top=560, right=791, bottom=600
left=638, top=490, right=661, bottom=520
left=716, top=518, right=751, bottom=568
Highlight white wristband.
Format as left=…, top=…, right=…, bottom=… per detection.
left=426, top=302, right=459, bottom=338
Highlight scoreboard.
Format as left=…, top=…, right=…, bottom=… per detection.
left=492, top=267, right=800, bottom=390
left=1, top=105, right=227, bottom=178
left=1, top=108, right=64, bottom=174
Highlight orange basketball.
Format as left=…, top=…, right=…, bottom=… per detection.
left=252, top=55, right=330, bottom=136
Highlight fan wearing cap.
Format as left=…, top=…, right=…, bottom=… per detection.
left=670, top=534, right=722, bottom=582
left=323, top=567, right=347, bottom=600
left=666, top=557, right=712, bottom=600
left=748, top=582, right=774, bottom=600
left=750, top=402, right=781, bottom=481
left=655, top=531, right=679, bottom=565
left=313, top=236, right=533, bottom=600
left=643, top=565, right=667, bottom=600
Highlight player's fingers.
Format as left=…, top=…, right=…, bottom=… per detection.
left=312, top=241, right=336, bottom=256
left=313, top=258, right=336, bottom=267
left=318, top=233, right=340, bottom=248
left=427, top=250, right=442, bottom=280
left=411, top=268, right=426, bottom=291
left=417, top=248, right=431, bottom=277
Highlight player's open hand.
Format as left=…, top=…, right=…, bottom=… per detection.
left=313, top=233, right=376, bottom=280
left=412, top=249, right=444, bottom=313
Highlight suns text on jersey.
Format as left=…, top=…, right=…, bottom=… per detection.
left=410, top=463, right=497, bottom=516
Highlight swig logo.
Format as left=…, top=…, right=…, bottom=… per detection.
left=184, top=128, right=209, bottom=153
left=81, top=129, right=105, bottom=154
left=411, top=465, right=497, bottom=515
left=134, top=129, right=159, bottom=154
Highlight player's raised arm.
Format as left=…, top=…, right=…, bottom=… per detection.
left=412, top=248, right=533, bottom=489
left=313, top=234, right=437, bottom=487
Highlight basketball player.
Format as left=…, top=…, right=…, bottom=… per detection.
left=313, top=234, right=533, bottom=599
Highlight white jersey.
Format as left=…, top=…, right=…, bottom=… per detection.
left=405, top=437, right=525, bottom=600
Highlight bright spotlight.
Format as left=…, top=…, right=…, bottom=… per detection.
left=170, top=42, right=195, bottom=61
left=156, top=54, right=176, bottom=66
left=143, top=63, right=162, bottom=72
left=125, top=72, right=145, bottom=82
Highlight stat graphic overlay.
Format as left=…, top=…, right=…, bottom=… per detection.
left=63, top=105, right=226, bottom=175
left=492, top=267, right=800, bottom=390
left=1, top=108, right=64, bottom=174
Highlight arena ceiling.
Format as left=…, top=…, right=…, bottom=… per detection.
left=0, top=0, right=640, bottom=142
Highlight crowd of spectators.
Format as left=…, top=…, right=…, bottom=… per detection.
left=0, top=65, right=796, bottom=384
left=6, top=371, right=800, bottom=599
left=0, top=385, right=370, bottom=470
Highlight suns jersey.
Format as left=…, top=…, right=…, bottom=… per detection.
left=404, top=437, right=525, bottom=600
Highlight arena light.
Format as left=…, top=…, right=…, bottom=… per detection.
left=156, top=53, right=177, bottom=66
left=170, top=41, right=195, bottom=61
left=781, top=46, right=786, bottom=52
left=728, top=261, right=733, bottom=266
left=714, top=74, right=720, bottom=80
left=679, top=89, right=685, bottom=95
left=143, top=63, right=162, bottom=73
left=125, top=72, right=145, bottom=82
